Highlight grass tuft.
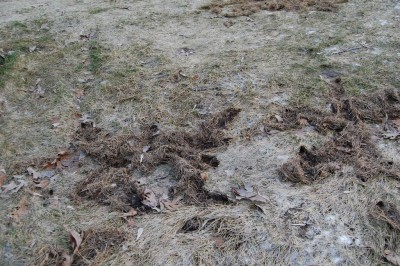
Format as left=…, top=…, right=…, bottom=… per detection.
left=0, top=52, right=18, bottom=87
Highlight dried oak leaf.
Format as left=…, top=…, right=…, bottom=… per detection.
left=137, top=228, right=144, bottom=240
left=10, top=197, right=29, bottom=221
left=232, top=183, right=267, bottom=203
left=0, top=169, right=7, bottom=187
left=383, top=132, right=400, bottom=140
left=141, top=188, right=158, bottom=208
left=384, top=250, right=400, bottom=266
left=27, top=167, right=40, bottom=180
left=69, top=230, right=82, bottom=254
left=60, top=252, right=73, bottom=266
left=160, top=199, right=180, bottom=211
left=2, top=179, right=27, bottom=193
left=35, top=179, right=50, bottom=189
left=120, top=208, right=138, bottom=218
left=393, top=119, right=400, bottom=129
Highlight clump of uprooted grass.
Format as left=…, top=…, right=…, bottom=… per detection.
left=73, top=108, right=240, bottom=210
left=36, top=227, right=126, bottom=266
left=202, top=0, right=349, bottom=17
left=73, top=228, right=126, bottom=265
left=267, top=82, right=400, bottom=184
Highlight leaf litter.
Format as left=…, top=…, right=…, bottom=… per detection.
left=232, top=183, right=267, bottom=203
left=53, top=228, right=126, bottom=266
left=73, top=108, right=240, bottom=212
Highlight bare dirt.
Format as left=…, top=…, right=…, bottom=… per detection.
left=1, top=0, right=400, bottom=265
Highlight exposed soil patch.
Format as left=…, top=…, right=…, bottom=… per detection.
left=73, top=108, right=240, bottom=210
left=265, top=82, right=400, bottom=184
left=203, top=0, right=349, bottom=17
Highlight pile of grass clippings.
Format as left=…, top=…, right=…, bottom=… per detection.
left=202, top=0, right=349, bottom=17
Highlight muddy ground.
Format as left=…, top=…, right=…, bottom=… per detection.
left=1, top=0, right=400, bottom=265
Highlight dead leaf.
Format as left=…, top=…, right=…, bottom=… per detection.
left=2, top=179, right=27, bottom=193
left=126, top=218, right=135, bottom=227
left=27, top=167, right=40, bottom=180
left=275, top=115, right=283, bottom=123
left=232, top=183, right=267, bottom=203
left=120, top=208, right=138, bottom=218
left=200, top=172, right=208, bottom=181
left=142, top=146, right=150, bottom=153
left=211, top=236, right=224, bottom=248
left=0, top=169, right=7, bottom=187
left=299, top=118, right=309, bottom=126
left=384, top=250, right=400, bottom=266
left=34, top=78, right=44, bottom=97
left=2, top=181, right=18, bottom=192
left=27, top=189, right=43, bottom=197
left=60, top=252, right=73, bottom=266
left=69, top=230, right=82, bottom=254
left=43, top=150, right=78, bottom=169
left=383, top=132, right=400, bottom=140
left=75, top=89, right=85, bottom=98
left=160, top=199, right=180, bottom=211
left=35, top=179, right=50, bottom=189
left=393, top=119, right=400, bottom=129
left=136, top=227, right=143, bottom=240
left=10, top=197, right=29, bottom=221
left=141, top=188, right=158, bottom=208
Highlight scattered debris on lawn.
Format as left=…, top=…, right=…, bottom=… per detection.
left=42, top=149, right=79, bottom=170
left=73, top=108, right=240, bottom=210
left=202, top=0, right=349, bottom=17
left=267, top=87, right=400, bottom=184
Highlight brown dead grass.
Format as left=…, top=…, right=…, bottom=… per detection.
left=73, top=108, right=240, bottom=210
left=371, top=200, right=400, bottom=231
left=36, top=228, right=126, bottom=266
left=203, top=0, right=349, bottom=17
left=265, top=79, right=400, bottom=184
left=73, top=228, right=126, bottom=265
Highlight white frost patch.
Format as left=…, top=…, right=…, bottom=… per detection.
left=325, top=215, right=336, bottom=224
left=306, top=30, right=316, bottom=35
left=338, top=235, right=353, bottom=246
left=379, top=19, right=388, bottom=26
left=395, top=3, right=400, bottom=10
left=332, top=256, right=343, bottom=265
left=369, top=48, right=382, bottom=55
left=277, top=154, right=289, bottom=162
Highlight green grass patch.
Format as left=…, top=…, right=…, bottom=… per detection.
left=8, top=21, right=28, bottom=29
left=0, top=52, right=18, bottom=87
left=89, top=42, right=104, bottom=73
left=89, top=7, right=110, bottom=14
